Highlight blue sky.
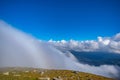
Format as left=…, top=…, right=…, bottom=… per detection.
left=0, top=0, right=120, bottom=40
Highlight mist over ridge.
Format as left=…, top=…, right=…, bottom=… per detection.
left=0, top=20, right=120, bottom=79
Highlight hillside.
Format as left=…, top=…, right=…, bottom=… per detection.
left=0, top=67, right=114, bottom=80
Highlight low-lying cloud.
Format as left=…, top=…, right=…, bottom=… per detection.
left=0, top=20, right=120, bottom=79
left=48, top=33, right=120, bottom=54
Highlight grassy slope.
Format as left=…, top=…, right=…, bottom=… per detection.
left=0, top=67, right=114, bottom=80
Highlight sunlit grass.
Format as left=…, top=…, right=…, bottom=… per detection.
left=0, top=67, right=114, bottom=80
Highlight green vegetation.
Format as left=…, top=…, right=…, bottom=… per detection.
left=0, top=67, right=114, bottom=80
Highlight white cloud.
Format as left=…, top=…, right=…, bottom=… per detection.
left=0, top=20, right=120, bottom=79
left=0, top=20, right=69, bottom=69
left=75, top=63, right=120, bottom=79
left=113, top=33, right=120, bottom=41
left=48, top=33, right=120, bottom=53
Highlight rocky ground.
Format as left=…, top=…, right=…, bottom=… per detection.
left=0, top=67, right=114, bottom=80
